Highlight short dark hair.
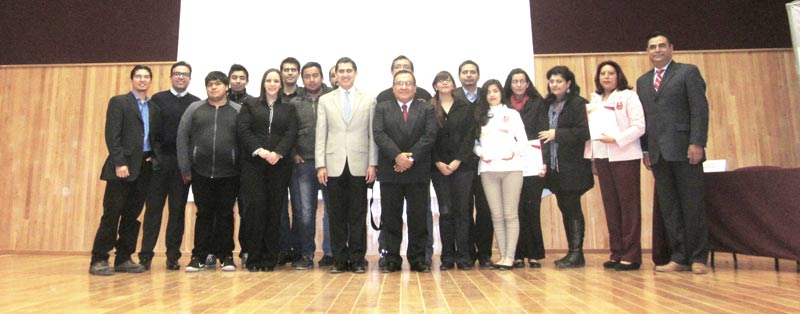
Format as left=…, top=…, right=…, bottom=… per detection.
left=205, top=71, right=229, bottom=86
left=458, top=60, right=480, bottom=75
left=391, top=55, right=414, bottom=71
left=503, top=68, right=543, bottom=101
left=280, top=57, right=301, bottom=71
left=130, top=65, right=152, bottom=79
left=228, top=64, right=249, bottom=79
left=171, top=61, right=192, bottom=75
left=594, top=60, right=632, bottom=94
left=335, top=57, right=357, bottom=72
left=545, top=65, right=580, bottom=103
left=392, top=70, right=416, bottom=85
left=301, top=62, right=323, bottom=79
left=645, top=31, right=672, bottom=48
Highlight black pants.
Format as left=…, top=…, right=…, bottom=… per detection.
left=139, top=154, right=189, bottom=261
left=652, top=159, right=708, bottom=264
left=240, top=158, right=290, bottom=268
left=432, top=169, right=473, bottom=264
left=380, top=181, right=430, bottom=265
left=515, top=176, right=546, bottom=260
left=190, top=174, right=239, bottom=259
left=91, top=159, right=152, bottom=265
left=469, top=173, right=493, bottom=262
left=327, top=162, right=367, bottom=267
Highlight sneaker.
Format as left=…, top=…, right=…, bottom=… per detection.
left=185, top=257, right=204, bottom=273
left=115, top=260, right=145, bottom=273
left=293, top=256, right=313, bottom=270
left=221, top=256, right=236, bottom=272
left=318, top=255, right=334, bottom=267
left=205, top=254, right=217, bottom=269
left=89, top=260, right=115, bottom=276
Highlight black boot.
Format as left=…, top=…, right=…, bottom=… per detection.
left=555, top=220, right=585, bottom=268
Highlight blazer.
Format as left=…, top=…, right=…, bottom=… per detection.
left=431, top=99, right=476, bottom=170
left=315, top=87, right=378, bottom=177
left=237, top=96, right=297, bottom=161
left=373, top=99, right=438, bottom=184
left=583, top=89, right=645, bottom=162
left=541, top=95, right=593, bottom=192
left=636, top=61, right=709, bottom=164
left=100, top=92, right=161, bottom=182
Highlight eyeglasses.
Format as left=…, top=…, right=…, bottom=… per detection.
left=394, top=81, right=415, bottom=87
left=172, top=72, right=191, bottom=78
left=437, top=78, right=452, bottom=84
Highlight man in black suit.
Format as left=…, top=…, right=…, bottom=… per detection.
left=636, top=31, right=710, bottom=275
left=89, top=65, right=161, bottom=276
left=373, top=70, right=438, bottom=273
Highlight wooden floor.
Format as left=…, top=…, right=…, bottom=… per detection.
left=1, top=253, right=798, bottom=314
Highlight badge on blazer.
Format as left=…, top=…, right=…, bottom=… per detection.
left=616, top=102, right=623, bottom=110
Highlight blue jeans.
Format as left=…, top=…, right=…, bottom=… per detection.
left=289, top=161, right=328, bottom=257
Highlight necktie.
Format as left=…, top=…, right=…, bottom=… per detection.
left=654, top=68, right=665, bottom=91
left=402, top=104, right=408, bottom=122
left=343, top=90, right=352, bottom=122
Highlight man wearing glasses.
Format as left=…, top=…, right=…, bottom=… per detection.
left=373, top=70, right=438, bottom=273
left=90, top=65, right=162, bottom=276
left=137, top=61, right=201, bottom=271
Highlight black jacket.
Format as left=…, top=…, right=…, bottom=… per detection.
left=431, top=99, right=476, bottom=171
left=100, top=92, right=162, bottom=181
left=541, top=95, right=593, bottom=192
left=237, top=96, right=297, bottom=161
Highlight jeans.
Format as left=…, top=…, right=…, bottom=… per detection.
left=289, top=161, right=327, bottom=257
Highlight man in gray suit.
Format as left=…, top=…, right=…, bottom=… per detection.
left=637, top=31, right=710, bottom=275
left=315, top=57, right=377, bottom=274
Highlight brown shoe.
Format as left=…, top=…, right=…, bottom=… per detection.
left=691, top=263, right=707, bottom=274
left=654, top=261, right=690, bottom=272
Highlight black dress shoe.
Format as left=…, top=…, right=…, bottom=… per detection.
left=381, top=261, right=401, bottom=273
left=456, top=262, right=473, bottom=270
left=512, top=259, right=524, bottom=268
left=139, top=257, right=152, bottom=271
left=411, top=263, right=431, bottom=273
left=440, top=262, right=455, bottom=271
left=166, top=259, right=180, bottom=270
left=331, top=264, right=349, bottom=274
left=528, top=260, right=542, bottom=268
left=491, top=263, right=513, bottom=270
left=478, top=259, right=492, bottom=268
left=352, top=264, right=366, bottom=273
left=603, top=260, right=620, bottom=269
left=614, top=262, right=641, bottom=271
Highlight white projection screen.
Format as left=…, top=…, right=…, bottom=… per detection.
left=177, top=0, right=535, bottom=98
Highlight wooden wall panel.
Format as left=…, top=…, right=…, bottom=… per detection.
left=1, top=49, right=798, bottom=255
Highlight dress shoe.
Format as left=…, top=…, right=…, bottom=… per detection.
left=381, top=261, right=401, bottom=273
left=276, top=252, right=290, bottom=265
left=691, top=263, right=707, bottom=274
left=115, top=260, right=146, bottom=273
left=166, top=259, right=180, bottom=270
left=455, top=262, right=472, bottom=270
left=528, top=260, right=542, bottom=268
left=554, top=251, right=585, bottom=269
left=603, top=260, right=619, bottom=269
left=512, top=259, right=525, bottom=268
left=411, top=262, right=431, bottom=273
left=614, top=262, right=641, bottom=271
left=352, top=264, right=366, bottom=274
left=247, top=264, right=261, bottom=272
left=139, top=257, right=152, bottom=271
left=331, top=263, right=350, bottom=274
left=655, top=261, right=690, bottom=272
left=440, top=261, right=455, bottom=270
left=478, top=259, right=492, bottom=268
left=491, top=263, right=513, bottom=270
left=89, top=261, right=115, bottom=276
left=318, top=255, right=334, bottom=267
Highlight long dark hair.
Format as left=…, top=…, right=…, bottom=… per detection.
left=258, top=68, right=283, bottom=102
left=503, top=68, right=544, bottom=103
left=474, top=79, right=504, bottom=131
left=593, top=60, right=632, bottom=94
left=430, top=71, right=456, bottom=128
left=544, top=65, right=580, bottom=104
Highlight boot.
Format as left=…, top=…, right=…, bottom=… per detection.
left=555, top=220, right=585, bottom=268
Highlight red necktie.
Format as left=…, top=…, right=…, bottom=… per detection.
left=402, top=104, right=408, bottom=122
left=654, top=68, right=665, bottom=91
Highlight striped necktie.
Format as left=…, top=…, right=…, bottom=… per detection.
left=654, top=68, right=665, bottom=91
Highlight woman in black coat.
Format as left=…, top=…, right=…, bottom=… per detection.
left=237, top=68, right=297, bottom=271
left=538, top=66, right=593, bottom=268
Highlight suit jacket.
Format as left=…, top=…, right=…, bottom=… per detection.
left=541, top=95, right=593, bottom=192
left=100, top=92, right=162, bottom=182
left=373, top=99, right=438, bottom=184
left=237, top=96, right=297, bottom=161
left=636, top=61, right=709, bottom=164
left=315, top=87, right=378, bottom=177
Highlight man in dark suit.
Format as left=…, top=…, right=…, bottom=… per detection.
left=373, top=70, right=438, bottom=273
left=89, top=65, right=161, bottom=276
left=636, top=31, right=710, bottom=275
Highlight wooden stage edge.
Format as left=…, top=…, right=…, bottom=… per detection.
left=1, top=253, right=798, bottom=314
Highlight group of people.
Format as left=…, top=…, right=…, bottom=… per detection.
left=88, top=31, right=710, bottom=277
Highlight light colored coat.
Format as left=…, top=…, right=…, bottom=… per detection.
left=583, top=89, right=645, bottom=161
left=315, top=87, right=378, bottom=177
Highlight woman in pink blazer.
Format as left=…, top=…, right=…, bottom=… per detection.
left=584, top=61, right=645, bottom=271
